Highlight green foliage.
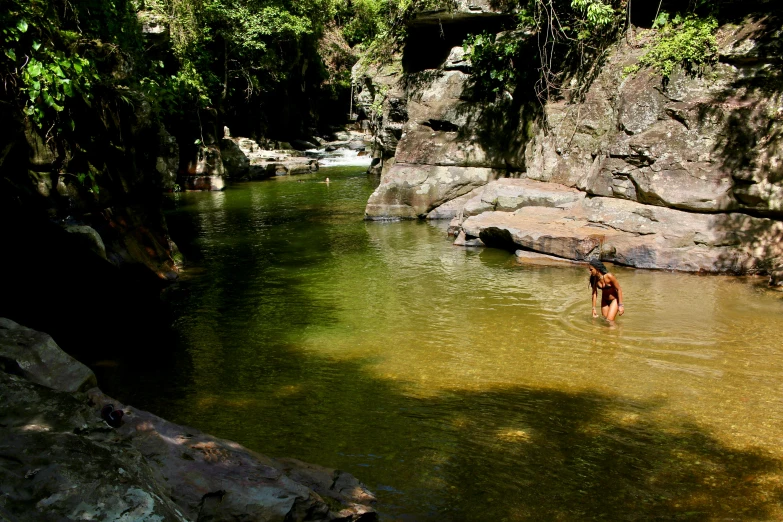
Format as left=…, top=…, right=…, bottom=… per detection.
left=1, top=2, right=102, bottom=128
left=571, top=0, right=614, bottom=27
left=462, top=0, right=624, bottom=102
left=463, top=32, right=521, bottom=95
left=138, top=0, right=345, bottom=117
left=636, top=13, right=718, bottom=79
left=338, top=0, right=388, bottom=45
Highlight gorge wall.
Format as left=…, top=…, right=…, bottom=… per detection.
left=355, top=6, right=783, bottom=283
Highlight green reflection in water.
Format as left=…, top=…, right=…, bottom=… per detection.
left=129, top=167, right=783, bottom=520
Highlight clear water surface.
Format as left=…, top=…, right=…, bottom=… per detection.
left=112, top=166, right=783, bottom=520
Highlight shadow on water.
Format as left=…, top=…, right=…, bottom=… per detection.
left=105, top=174, right=370, bottom=405
left=155, top=340, right=783, bottom=521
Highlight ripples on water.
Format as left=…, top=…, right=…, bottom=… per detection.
left=108, top=167, right=783, bottom=520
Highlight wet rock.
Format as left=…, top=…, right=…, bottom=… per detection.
left=291, top=139, right=319, bottom=150
left=0, top=318, right=96, bottom=393
left=347, top=140, right=368, bottom=151
left=453, top=229, right=484, bottom=247
left=514, top=250, right=586, bottom=267
left=87, top=388, right=376, bottom=521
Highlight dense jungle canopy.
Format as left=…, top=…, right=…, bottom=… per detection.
left=1, top=0, right=754, bottom=145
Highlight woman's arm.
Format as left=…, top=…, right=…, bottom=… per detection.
left=591, top=283, right=598, bottom=317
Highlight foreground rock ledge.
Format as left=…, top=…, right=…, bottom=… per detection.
left=0, top=318, right=377, bottom=522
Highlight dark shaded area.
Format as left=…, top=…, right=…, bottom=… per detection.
left=629, top=0, right=680, bottom=28
left=477, top=226, right=518, bottom=251
left=138, top=334, right=783, bottom=521
left=402, top=17, right=514, bottom=73
left=0, top=213, right=179, bottom=386
left=0, top=35, right=182, bottom=393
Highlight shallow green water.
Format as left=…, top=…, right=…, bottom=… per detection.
left=122, top=167, right=783, bottom=520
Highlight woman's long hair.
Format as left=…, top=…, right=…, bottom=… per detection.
left=588, top=259, right=608, bottom=288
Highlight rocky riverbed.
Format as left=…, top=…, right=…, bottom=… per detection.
left=0, top=318, right=377, bottom=521
left=181, top=128, right=375, bottom=191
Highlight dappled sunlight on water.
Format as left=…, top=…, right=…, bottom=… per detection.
left=109, top=167, right=783, bottom=520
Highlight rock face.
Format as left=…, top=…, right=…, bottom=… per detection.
left=356, top=13, right=783, bottom=277
left=0, top=319, right=377, bottom=522
left=0, top=96, right=181, bottom=282
left=0, top=318, right=97, bottom=393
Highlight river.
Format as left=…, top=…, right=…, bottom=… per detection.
left=109, top=166, right=783, bottom=520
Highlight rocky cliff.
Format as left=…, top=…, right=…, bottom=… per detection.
left=355, top=9, right=783, bottom=283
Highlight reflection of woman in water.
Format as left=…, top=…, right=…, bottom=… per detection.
left=589, top=259, right=624, bottom=322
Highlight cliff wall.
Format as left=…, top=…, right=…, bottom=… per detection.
left=355, top=10, right=782, bottom=282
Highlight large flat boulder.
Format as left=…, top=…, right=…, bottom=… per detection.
left=0, top=372, right=188, bottom=522
left=463, top=207, right=617, bottom=261
left=461, top=195, right=782, bottom=273
left=87, top=389, right=377, bottom=522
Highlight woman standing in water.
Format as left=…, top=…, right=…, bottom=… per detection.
left=589, top=259, right=624, bottom=322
